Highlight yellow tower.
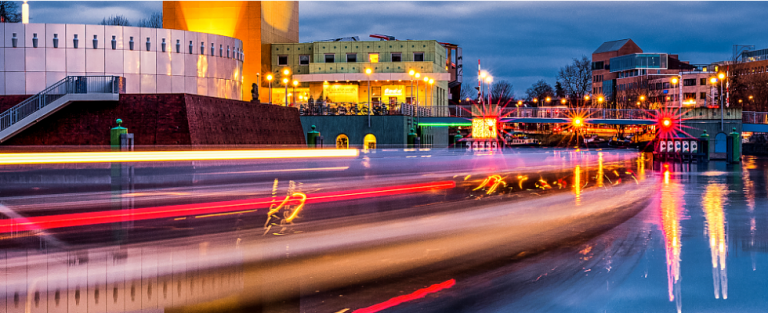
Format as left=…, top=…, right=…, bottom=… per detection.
left=163, top=1, right=299, bottom=102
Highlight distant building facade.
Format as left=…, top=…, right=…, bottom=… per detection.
left=269, top=39, right=458, bottom=108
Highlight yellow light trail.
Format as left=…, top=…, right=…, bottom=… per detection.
left=702, top=183, right=728, bottom=300
left=0, top=149, right=360, bottom=165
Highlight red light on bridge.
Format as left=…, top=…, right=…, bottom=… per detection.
left=662, top=118, right=672, bottom=127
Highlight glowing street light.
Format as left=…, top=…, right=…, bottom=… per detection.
left=292, top=80, right=299, bottom=105
left=545, top=96, right=551, bottom=104
left=282, top=68, right=291, bottom=106
left=517, top=100, right=523, bottom=106
left=415, top=73, right=421, bottom=107
left=365, top=68, right=373, bottom=126
left=266, top=74, right=273, bottom=104
left=409, top=70, right=416, bottom=106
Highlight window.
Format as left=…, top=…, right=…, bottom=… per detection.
left=700, top=78, right=706, bottom=86
left=391, top=53, right=401, bottom=62
left=299, top=55, right=310, bottom=65
left=413, top=52, right=424, bottom=62
left=369, top=53, right=379, bottom=63
left=684, top=93, right=696, bottom=102
left=325, top=54, right=335, bottom=63
left=700, top=92, right=707, bottom=99
left=663, top=82, right=671, bottom=89
left=591, top=61, right=604, bottom=70
left=363, top=134, right=376, bottom=150
left=683, top=79, right=696, bottom=86
left=278, top=55, right=288, bottom=66
left=335, top=134, right=349, bottom=149
left=346, top=53, right=356, bottom=63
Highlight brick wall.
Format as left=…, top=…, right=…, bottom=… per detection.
left=1, top=94, right=305, bottom=146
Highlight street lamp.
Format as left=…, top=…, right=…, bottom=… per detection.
left=292, top=80, right=299, bottom=106
left=409, top=70, right=415, bottom=106
left=266, top=74, right=273, bottom=104
left=414, top=73, right=421, bottom=119
left=365, top=68, right=373, bottom=127
left=517, top=100, right=523, bottom=107
left=584, top=94, right=590, bottom=107
left=282, top=77, right=289, bottom=106
left=545, top=96, right=551, bottom=105
left=718, top=72, right=726, bottom=130
left=282, top=68, right=291, bottom=106
left=485, top=75, right=493, bottom=105
left=428, top=78, right=434, bottom=107
left=598, top=96, right=604, bottom=108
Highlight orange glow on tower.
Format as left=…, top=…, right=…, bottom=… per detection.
left=163, top=1, right=299, bottom=102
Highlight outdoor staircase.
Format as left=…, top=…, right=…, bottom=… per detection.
left=0, top=76, right=121, bottom=143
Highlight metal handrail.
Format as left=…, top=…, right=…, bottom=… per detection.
left=0, top=76, right=120, bottom=132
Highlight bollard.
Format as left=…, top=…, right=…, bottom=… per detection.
left=699, top=130, right=710, bottom=162
left=730, top=127, right=741, bottom=163
left=110, top=119, right=127, bottom=151
left=307, top=125, right=320, bottom=148
left=407, top=128, right=417, bottom=148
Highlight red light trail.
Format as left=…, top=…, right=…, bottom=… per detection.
left=351, top=279, right=456, bottom=313
left=0, top=181, right=456, bottom=234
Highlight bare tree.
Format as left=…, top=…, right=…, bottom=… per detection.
left=460, top=81, right=475, bottom=103
left=100, top=15, right=131, bottom=26
left=525, top=79, right=554, bottom=104
left=490, top=80, right=515, bottom=105
left=556, top=56, right=592, bottom=106
left=137, top=12, right=162, bottom=28
left=729, top=62, right=768, bottom=111
left=0, top=1, right=21, bottom=23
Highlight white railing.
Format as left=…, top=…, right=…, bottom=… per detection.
left=0, top=76, right=121, bottom=132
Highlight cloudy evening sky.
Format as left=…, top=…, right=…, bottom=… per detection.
left=28, top=1, right=768, bottom=96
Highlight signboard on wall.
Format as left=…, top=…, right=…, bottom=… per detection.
left=381, top=85, right=406, bottom=103
left=326, top=84, right=359, bottom=103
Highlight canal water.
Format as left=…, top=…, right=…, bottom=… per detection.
left=386, top=155, right=768, bottom=313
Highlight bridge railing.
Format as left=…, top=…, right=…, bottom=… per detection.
left=743, top=111, right=768, bottom=124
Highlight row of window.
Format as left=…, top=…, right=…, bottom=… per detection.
left=593, top=75, right=604, bottom=83
left=279, top=52, right=425, bottom=66
left=592, top=86, right=603, bottom=94
left=734, top=66, right=766, bottom=75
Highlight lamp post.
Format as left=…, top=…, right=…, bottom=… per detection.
left=428, top=78, right=434, bottom=107
left=485, top=75, right=493, bottom=106
left=423, top=76, right=429, bottom=107
left=282, top=78, right=289, bottom=106
left=266, top=74, right=273, bottom=104
left=292, top=80, right=299, bottom=106
left=409, top=70, right=415, bottom=107
left=479, top=70, right=488, bottom=104
left=282, top=68, right=291, bottom=106
left=415, top=72, right=421, bottom=118
left=584, top=94, right=590, bottom=107
left=670, top=75, right=682, bottom=129
left=365, top=68, right=372, bottom=127
left=718, top=72, right=726, bottom=131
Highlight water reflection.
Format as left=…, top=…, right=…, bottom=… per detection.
left=660, top=166, right=685, bottom=313
left=702, top=183, right=728, bottom=300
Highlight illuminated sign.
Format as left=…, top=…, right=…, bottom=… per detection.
left=383, top=85, right=404, bottom=96
left=369, top=53, right=379, bottom=63
left=472, top=118, right=497, bottom=139
left=326, top=84, right=359, bottom=103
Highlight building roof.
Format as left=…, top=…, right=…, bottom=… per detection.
left=593, top=39, right=632, bottom=54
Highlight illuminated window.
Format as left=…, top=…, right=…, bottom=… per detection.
left=346, top=53, right=357, bottom=63
left=278, top=55, right=288, bottom=66
left=363, top=134, right=376, bottom=150
left=299, top=55, right=309, bottom=65
left=391, top=53, right=401, bottom=62
left=369, top=53, right=379, bottom=63
left=336, top=134, right=349, bottom=149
